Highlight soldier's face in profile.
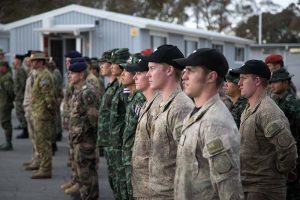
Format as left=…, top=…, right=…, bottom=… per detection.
left=100, top=62, right=112, bottom=76
left=146, top=62, right=169, bottom=90
left=182, top=66, right=208, bottom=98
left=270, top=80, right=289, bottom=95
left=121, top=70, right=135, bottom=87
left=224, top=81, right=240, bottom=97
left=65, top=58, right=71, bottom=69
left=134, top=71, right=150, bottom=91
left=69, top=71, right=81, bottom=85
left=238, top=74, right=258, bottom=98
left=111, top=63, right=123, bottom=77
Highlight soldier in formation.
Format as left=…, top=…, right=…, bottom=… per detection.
left=13, top=54, right=28, bottom=138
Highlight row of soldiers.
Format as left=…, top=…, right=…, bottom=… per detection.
left=1, top=45, right=299, bottom=200
left=60, top=45, right=300, bottom=200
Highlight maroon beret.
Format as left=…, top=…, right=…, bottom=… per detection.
left=265, top=54, right=283, bottom=64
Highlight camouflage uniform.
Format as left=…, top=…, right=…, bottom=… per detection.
left=69, top=82, right=99, bottom=200
left=132, top=93, right=161, bottom=199
left=122, top=90, right=146, bottom=199
left=23, top=69, right=40, bottom=163
left=230, top=96, right=247, bottom=128
left=109, top=83, right=129, bottom=200
left=149, top=87, right=194, bottom=199
left=240, top=93, right=297, bottom=200
left=13, top=66, right=27, bottom=129
left=97, top=78, right=119, bottom=194
left=52, top=68, right=63, bottom=141
left=174, top=94, right=244, bottom=200
left=30, top=67, right=55, bottom=174
left=0, top=65, right=15, bottom=150
left=87, top=72, right=101, bottom=99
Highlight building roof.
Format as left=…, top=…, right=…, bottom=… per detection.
left=4, top=4, right=254, bottom=45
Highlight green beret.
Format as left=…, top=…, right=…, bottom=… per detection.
left=111, top=48, right=130, bottom=65
left=269, top=68, right=294, bottom=83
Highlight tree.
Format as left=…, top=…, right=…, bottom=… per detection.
left=235, top=3, right=300, bottom=43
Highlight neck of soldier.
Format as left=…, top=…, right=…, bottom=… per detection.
left=107, top=75, right=116, bottom=83
left=230, top=91, right=241, bottom=104
left=74, top=79, right=85, bottom=90
left=117, top=76, right=122, bottom=84
left=248, top=86, right=265, bottom=108
left=36, top=65, right=45, bottom=72
left=160, top=79, right=180, bottom=101
left=143, top=87, right=155, bottom=102
left=194, top=85, right=218, bottom=107
left=127, top=83, right=136, bottom=94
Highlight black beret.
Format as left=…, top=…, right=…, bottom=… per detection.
left=69, top=62, right=87, bottom=72
left=232, top=59, right=271, bottom=80
left=65, top=50, right=82, bottom=59
left=15, top=54, right=25, bottom=61
left=141, top=44, right=185, bottom=70
left=173, top=48, right=229, bottom=77
left=70, top=57, right=85, bottom=65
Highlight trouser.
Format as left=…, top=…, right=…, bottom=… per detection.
left=1, top=108, right=12, bottom=143
left=74, top=142, right=99, bottom=200
left=15, top=100, right=27, bottom=128
left=26, top=111, right=39, bottom=162
left=33, top=118, right=53, bottom=172
left=123, top=150, right=133, bottom=200
left=245, top=191, right=286, bottom=200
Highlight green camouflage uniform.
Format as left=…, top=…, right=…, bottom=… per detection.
left=122, top=90, right=145, bottom=200
left=0, top=68, right=15, bottom=149
left=69, top=82, right=99, bottom=200
left=230, top=96, right=247, bottom=128
left=30, top=67, right=55, bottom=173
left=52, top=68, right=63, bottom=140
left=13, top=66, right=27, bottom=128
left=270, top=68, right=300, bottom=200
left=109, top=83, right=129, bottom=200
left=97, top=78, right=119, bottom=194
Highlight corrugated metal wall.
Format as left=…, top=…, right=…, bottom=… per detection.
left=10, top=21, right=42, bottom=56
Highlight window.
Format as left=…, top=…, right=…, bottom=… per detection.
left=212, top=43, right=223, bottom=53
left=184, top=40, right=198, bottom=56
left=235, top=47, right=245, bottom=62
left=151, top=35, right=167, bottom=50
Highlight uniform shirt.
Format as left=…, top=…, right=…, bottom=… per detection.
left=230, top=96, right=247, bottom=128
left=97, top=78, right=119, bottom=146
left=109, top=83, right=129, bottom=147
left=13, top=66, right=27, bottom=101
left=52, top=68, right=63, bottom=99
left=149, top=87, right=193, bottom=199
left=0, top=71, right=14, bottom=110
left=87, top=72, right=102, bottom=99
left=122, top=90, right=146, bottom=163
left=69, top=82, right=99, bottom=144
left=240, top=93, right=297, bottom=194
left=174, top=94, right=244, bottom=200
left=62, top=82, right=74, bottom=129
left=30, top=68, right=55, bottom=120
left=132, top=93, right=161, bottom=198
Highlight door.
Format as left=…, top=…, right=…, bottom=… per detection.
left=50, top=39, right=63, bottom=76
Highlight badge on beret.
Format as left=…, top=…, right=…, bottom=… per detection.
left=277, top=133, right=292, bottom=147
left=207, top=139, right=224, bottom=155
left=265, top=120, right=284, bottom=137
left=213, top=154, right=232, bottom=174
left=40, top=79, right=49, bottom=86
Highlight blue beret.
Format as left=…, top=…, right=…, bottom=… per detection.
left=65, top=50, right=82, bottom=59
left=69, top=62, right=87, bottom=72
left=70, top=57, right=85, bottom=64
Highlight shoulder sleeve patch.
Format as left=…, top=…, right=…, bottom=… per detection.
left=265, top=120, right=284, bottom=138
left=212, top=153, right=232, bottom=174
left=277, top=133, right=293, bottom=147
left=207, top=138, right=224, bottom=155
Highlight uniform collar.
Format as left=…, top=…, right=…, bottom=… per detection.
left=159, top=86, right=181, bottom=112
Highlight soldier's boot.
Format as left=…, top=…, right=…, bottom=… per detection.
left=31, top=169, right=52, bottom=179
left=64, top=183, right=80, bottom=195
left=23, top=159, right=33, bottom=166
left=16, top=128, right=29, bottom=139
left=60, top=181, right=74, bottom=190
left=52, top=142, right=57, bottom=156
left=25, top=161, right=39, bottom=171
left=0, top=141, right=13, bottom=151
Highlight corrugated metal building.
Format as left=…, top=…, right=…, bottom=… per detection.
left=250, top=44, right=300, bottom=89
left=3, top=4, right=254, bottom=74
left=0, top=23, right=10, bottom=60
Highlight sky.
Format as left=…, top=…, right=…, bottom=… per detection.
left=270, top=0, right=298, bottom=8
